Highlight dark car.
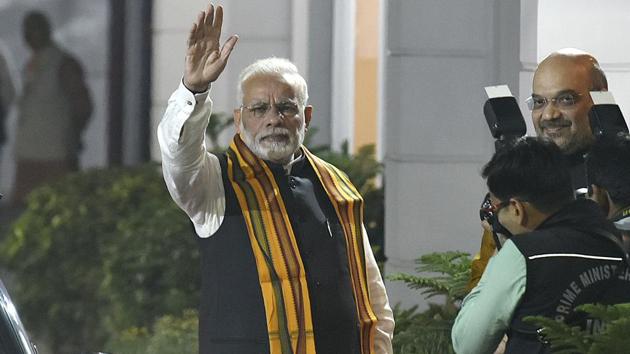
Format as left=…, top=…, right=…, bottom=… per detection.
left=0, top=279, right=38, bottom=354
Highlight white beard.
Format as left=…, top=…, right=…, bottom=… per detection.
left=240, top=120, right=305, bottom=163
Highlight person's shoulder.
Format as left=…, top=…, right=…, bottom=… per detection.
left=53, top=45, right=84, bottom=72
left=508, top=228, right=559, bottom=255
left=60, top=54, right=82, bottom=71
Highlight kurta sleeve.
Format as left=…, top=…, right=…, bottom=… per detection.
left=157, top=81, right=226, bottom=238
left=362, top=224, right=394, bottom=354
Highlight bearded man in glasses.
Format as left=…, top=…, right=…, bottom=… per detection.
left=157, top=3, right=393, bottom=354
left=469, top=49, right=610, bottom=290
left=452, top=137, right=630, bottom=354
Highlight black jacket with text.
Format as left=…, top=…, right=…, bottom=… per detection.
left=506, top=199, right=630, bottom=353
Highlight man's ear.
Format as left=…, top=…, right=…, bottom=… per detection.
left=233, top=108, right=242, bottom=134
left=304, top=105, right=313, bottom=128
left=511, top=199, right=528, bottom=227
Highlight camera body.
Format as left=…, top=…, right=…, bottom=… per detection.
left=483, top=96, right=527, bottom=150
left=589, top=103, right=628, bottom=138
left=481, top=87, right=527, bottom=249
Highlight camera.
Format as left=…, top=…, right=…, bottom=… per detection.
left=480, top=85, right=527, bottom=249
left=483, top=85, right=527, bottom=151
left=588, top=91, right=628, bottom=138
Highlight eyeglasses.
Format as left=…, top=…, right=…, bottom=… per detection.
left=525, top=92, right=583, bottom=111
left=241, top=101, right=300, bottom=119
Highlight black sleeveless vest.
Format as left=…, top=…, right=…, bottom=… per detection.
left=505, top=200, right=630, bottom=354
left=197, top=154, right=361, bottom=354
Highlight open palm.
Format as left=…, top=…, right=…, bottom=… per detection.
left=184, top=4, right=238, bottom=92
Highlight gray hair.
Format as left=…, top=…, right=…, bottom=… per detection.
left=237, top=57, right=309, bottom=106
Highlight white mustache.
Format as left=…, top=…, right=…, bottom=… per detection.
left=257, top=127, right=291, bottom=142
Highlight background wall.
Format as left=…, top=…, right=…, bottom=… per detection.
left=381, top=0, right=521, bottom=308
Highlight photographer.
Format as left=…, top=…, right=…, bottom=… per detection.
left=452, top=137, right=630, bottom=354
left=469, top=49, right=609, bottom=289
left=586, top=133, right=630, bottom=242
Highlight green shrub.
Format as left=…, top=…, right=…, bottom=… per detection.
left=392, top=304, right=456, bottom=354
left=205, top=112, right=234, bottom=152
left=0, top=164, right=198, bottom=353
left=105, top=327, right=150, bottom=354
left=388, top=251, right=472, bottom=354
left=525, top=303, right=630, bottom=353
left=107, top=309, right=198, bottom=354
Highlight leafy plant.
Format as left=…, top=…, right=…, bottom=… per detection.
left=389, top=252, right=472, bottom=302
left=206, top=112, right=234, bottom=152
left=106, top=309, right=199, bottom=354
left=0, top=164, right=197, bottom=353
left=105, top=327, right=151, bottom=354
left=302, top=126, right=332, bottom=154
left=392, top=304, right=457, bottom=354
left=524, top=303, right=630, bottom=353
left=388, top=251, right=472, bottom=354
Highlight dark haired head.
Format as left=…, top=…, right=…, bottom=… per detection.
left=482, top=137, right=574, bottom=213
left=23, top=11, right=52, bottom=50
left=586, top=133, right=630, bottom=206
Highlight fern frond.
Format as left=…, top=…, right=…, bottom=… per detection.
left=524, top=316, right=591, bottom=353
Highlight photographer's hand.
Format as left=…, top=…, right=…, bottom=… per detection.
left=481, top=220, right=493, bottom=233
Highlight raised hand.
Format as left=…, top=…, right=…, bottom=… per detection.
left=183, top=3, right=238, bottom=92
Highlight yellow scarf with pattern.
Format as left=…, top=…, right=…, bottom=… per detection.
left=226, top=134, right=377, bottom=354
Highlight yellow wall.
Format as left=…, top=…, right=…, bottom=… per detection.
left=354, top=0, right=379, bottom=152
